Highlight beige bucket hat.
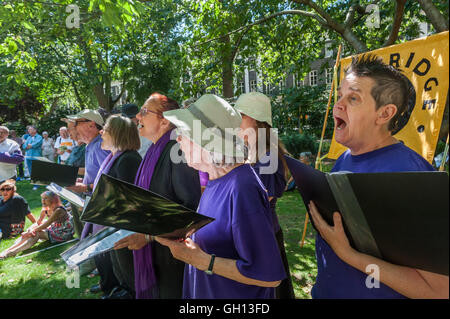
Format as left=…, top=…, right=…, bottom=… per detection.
left=163, top=94, right=244, bottom=158
left=234, top=92, right=272, bottom=126
left=64, top=109, right=104, bottom=126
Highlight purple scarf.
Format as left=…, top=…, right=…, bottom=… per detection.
left=133, top=129, right=173, bottom=299
left=80, top=151, right=123, bottom=239
left=199, top=171, right=209, bottom=187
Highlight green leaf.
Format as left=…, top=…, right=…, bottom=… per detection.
left=21, top=21, right=36, bottom=32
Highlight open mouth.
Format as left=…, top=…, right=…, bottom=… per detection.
left=335, top=116, right=347, bottom=130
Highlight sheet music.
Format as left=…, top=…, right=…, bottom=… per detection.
left=66, top=229, right=135, bottom=268
left=25, top=156, right=53, bottom=162
left=46, top=183, right=85, bottom=208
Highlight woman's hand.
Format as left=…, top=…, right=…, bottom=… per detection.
left=308, top=201, right=354, bottom=259
left=114, top=233, right=149, bottom=250
left=155, top=237, right=210, bottom=271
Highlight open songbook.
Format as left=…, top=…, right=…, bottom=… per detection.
left=80, top=174, right=214, bottom=239
left=61, top=227, right=134, bottom=268
left=285, top=155, right=449, bottom=276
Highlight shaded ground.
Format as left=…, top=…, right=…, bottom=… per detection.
left=0, top=181, right=317, bottom=299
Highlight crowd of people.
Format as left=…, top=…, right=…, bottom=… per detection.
left=0, top=54, right=448, bottom=299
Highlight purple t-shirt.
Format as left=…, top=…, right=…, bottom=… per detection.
left=312, top=142, right=435, bottom=299
left=253, top=153, right=286, bottom=232
left=82, top=134, right=110, bottom=185
left=183, top=164, right=286, bottom=299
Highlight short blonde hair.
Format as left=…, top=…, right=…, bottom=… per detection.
left=104, top=115, right=140, bottom=151
left=0, top=179, right=17, bottom=195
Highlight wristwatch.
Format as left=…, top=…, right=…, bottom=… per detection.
left=205, top=254, right=216, bottom=275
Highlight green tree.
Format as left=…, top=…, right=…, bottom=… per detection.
left=0, top=0, right=185, bottom=113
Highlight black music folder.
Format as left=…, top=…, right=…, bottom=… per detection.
left=80, top=174, right=214, bottom=239
left=285, top=155, right=449, bottom=276
left=31, top=159, right=78, bottom=187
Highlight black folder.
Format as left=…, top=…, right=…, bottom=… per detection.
left=285, top=155, right=449, bottom=276
left=80, top=174, right=214, bottom=239
left=31, top=159, right=78, bottom=186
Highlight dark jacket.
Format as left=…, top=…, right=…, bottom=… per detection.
left=108, top=150, right=142, bottom=183
left=148, top=140, right=201, bottom=298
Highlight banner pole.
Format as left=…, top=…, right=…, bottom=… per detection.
left=300, top=44, right=342, bottom=248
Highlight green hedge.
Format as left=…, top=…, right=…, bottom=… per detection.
left=281, top=132, right=318, bottom=158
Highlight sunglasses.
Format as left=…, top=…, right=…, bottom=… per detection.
left=1, top=187, right=13, bottom=191
left=139, top=107, right=161, bottom=117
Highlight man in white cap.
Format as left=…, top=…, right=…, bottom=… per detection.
left=64, top=109, right=118, bottom=296
left=65, top=109, right=110, bottom=194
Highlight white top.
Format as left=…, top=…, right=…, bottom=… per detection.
left=54, top=136, right=76, bottom=161
left=0, top=138, right=21, bottom=181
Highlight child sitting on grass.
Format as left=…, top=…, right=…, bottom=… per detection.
left=0, top=190, right=74, bottom=259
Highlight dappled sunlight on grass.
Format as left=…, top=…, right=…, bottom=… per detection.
left=1, top=181, right=319, bottom=299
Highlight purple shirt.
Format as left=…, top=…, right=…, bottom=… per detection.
left=82, top=134, right=110, bottom=185
left=253, top=154, right=286, bottom=232
left=312, top=142, right=435, bottom=299
left=183, top=164, right=286, bottom=299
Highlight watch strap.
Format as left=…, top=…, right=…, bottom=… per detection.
left=205, top=254, right=216, bottom=275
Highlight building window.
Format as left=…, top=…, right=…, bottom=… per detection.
left=111, top=85, right=120, bottom=97
left=325, top=42, right=333, bottom=58
left=264, top=82, right=272, bottom=95
left=309, top=70, right=318, bottom=86
left=279, top=79, right=285, bottom=92
left=250, top=80, right=257, bottom=92
left=239, top=81, right=245, bottom=94
left=326, top=68, right=333, bottom=85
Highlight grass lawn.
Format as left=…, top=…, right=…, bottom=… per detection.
left=0, top=180, right=317, bottom=299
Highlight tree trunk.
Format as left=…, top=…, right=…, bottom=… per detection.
left=93, top=84, right=109, bottom=110
left=417, top=0, right=449, bottom=32
left=221, top=34, right=234, bottom=98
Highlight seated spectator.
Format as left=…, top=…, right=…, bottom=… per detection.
left=0, top=179, right=36, bottom=239
left=0, top=191, right=74, bottom=259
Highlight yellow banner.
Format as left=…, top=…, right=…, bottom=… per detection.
left=327, top=31, right=449, bottom=164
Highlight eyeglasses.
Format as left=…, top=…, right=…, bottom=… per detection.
left=139, top=107, right=161, bottom=117
left=0, top=187, right=13, bottom=192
